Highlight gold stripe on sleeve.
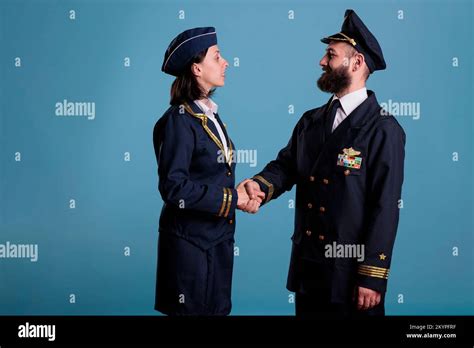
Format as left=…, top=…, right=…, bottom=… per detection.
left=252, top=175, right=274, bottom=203
left=218, top=187, right=228, bottom=217
left=224, top=188, right=233, bottom=218
left=358, top=265, right=390, bottom=273
left=357, top=269, right=389, bottom=279
left=357, top=265, right=389, bottom=279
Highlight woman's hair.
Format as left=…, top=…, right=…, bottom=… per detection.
left=170, top=48, right=215, bottom=106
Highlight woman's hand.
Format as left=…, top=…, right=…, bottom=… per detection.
left=237, top=184, right=250, bottom=208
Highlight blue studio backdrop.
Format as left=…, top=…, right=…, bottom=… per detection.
left=0, top=0, right=472, bottom=315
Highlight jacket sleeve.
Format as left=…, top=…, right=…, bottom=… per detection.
left=252, top=117, right=303, bottom=205
left=153, top=112, right=237, bottom=218
left=356, top=121, right=406, bottom=293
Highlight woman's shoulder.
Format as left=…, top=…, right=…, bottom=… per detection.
left=162, top=103, right=203, bottom=121
left=153, top=104, right=198, bottom=135
left=161, top=104, right=182, bottom=119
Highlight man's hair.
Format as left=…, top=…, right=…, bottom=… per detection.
left=345, top=45, right=370, bottom=81
left=170, top=48, right=215, bottom=106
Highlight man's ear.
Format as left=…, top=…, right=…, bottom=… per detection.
left=191, top=63, right=201, bottom=77
left=353, top=53, right=365, bottom=72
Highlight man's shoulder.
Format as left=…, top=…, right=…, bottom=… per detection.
left=297, top=104, right=327, bottom=124
left=303, top=104, right=327, bottom=117
left=366, top=91, right=405, bottom=137
left=372, top=112, right=406, bottom=138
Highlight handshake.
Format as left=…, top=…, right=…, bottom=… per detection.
left=236, top=179, right=266, bottom=214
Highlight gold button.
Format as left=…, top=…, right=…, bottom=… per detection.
left=305, top=230, right=312, bottom=236
left=323, top=178, right=329, bottom=185
left=307, top=203, right=313, bottom=209
left=344, top=169, right=350, bottom=176
left=229, top=219, right=233, bottom=224
left=227, top=171, right=232, bottom=176
left=309, top=176, right=315, bottom=182
left=319, top=206, right=326, bottom=213
left=318, top=235, right=325, bottom=241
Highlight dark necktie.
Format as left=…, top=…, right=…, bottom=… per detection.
left=325, top=98, right=341, bottom=138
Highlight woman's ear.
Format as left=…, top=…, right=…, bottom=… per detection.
left=191, top=63, right=202, bottom=77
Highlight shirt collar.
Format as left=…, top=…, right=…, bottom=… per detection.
left=332, top=87, right=368, bottom=116
left=195, top=98, right=218, bottom=116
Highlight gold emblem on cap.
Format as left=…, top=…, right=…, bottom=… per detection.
left=338, top=32, right=356, bottom=46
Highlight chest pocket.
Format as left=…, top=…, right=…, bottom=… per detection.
left=337, top=165, right=362, bottom=176
left=194, top=134, right=218, bottom=156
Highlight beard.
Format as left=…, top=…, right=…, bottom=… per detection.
left=317, top=64, right=351, bottom=94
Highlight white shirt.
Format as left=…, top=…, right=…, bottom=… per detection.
left=331, top=87, right=368, bottom=132
left=194, top=99, right=229, bottom=159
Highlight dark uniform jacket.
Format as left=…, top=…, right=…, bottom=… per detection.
left=253, top=91, right=405, bottom=303
left=153, top=101, right=237, bottom=250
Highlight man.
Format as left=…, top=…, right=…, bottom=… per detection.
left=241, top=9, right=405, bottom=317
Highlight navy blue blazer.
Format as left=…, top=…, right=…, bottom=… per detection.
left=153, top=101, right=237, bottom=251
left=253, top=91, right=405, bottom=302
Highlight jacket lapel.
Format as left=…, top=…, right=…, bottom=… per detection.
left=184, top=102, right=233, bottom=170
left=214, top=112, right=235, bottom=169
left=305, top=108, right=327, bottom=169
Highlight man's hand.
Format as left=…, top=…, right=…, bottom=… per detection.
left=354, top=286, right=381, bottom=310
left=236, top=179, right=265, bottom=213
left=244, top=180, right=264, bottom=201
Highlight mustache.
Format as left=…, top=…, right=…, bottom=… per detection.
left=322, top=67, right=331, bottom=73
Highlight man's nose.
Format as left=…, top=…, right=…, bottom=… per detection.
left=319, top=56, right=327, bottom=67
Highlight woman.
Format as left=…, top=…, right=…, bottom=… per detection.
left=153, top=27, right=263, bottom=315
